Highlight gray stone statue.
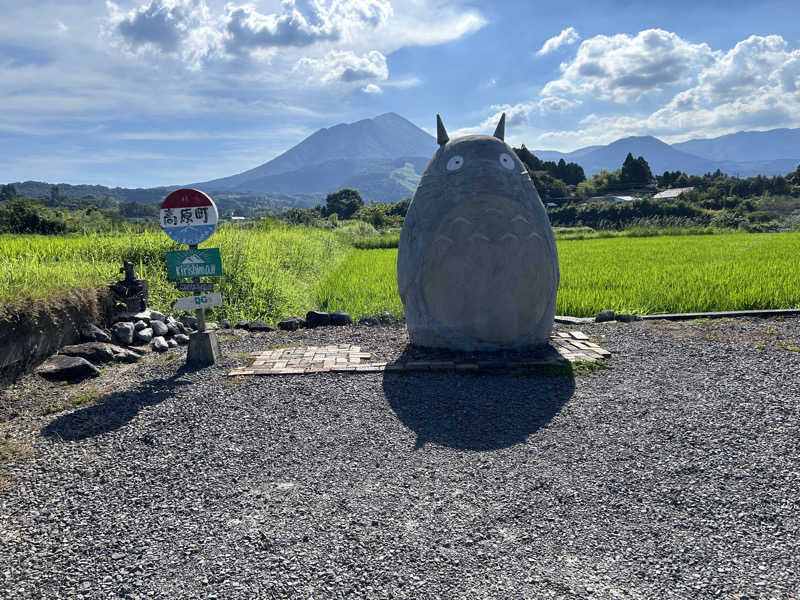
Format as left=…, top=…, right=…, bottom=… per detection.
left=397, top=113, right=559, bottom=351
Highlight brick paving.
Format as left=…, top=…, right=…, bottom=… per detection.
left=228, top=331, right=611, bottom=376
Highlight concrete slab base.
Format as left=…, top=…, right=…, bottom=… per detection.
left=187, top=331, right=221, bottom=367
left=228, top=331, right=611, bottom=377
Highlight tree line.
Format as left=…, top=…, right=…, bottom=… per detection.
left=4, top=149, right=800, bottom=235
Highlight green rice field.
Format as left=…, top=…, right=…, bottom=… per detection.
left=2, top=227, right=800, bottom=321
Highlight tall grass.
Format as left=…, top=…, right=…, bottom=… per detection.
left=4, top=229, right=800, bottom=322
left=1, top=225, right=348, bottom=322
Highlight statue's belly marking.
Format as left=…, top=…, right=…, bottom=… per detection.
left=421, top=194, right=554, bottom=343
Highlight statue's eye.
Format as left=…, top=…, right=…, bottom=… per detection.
left=499, top=153, right=515, bottom=170
left=446, top=155, right=464, bottom=171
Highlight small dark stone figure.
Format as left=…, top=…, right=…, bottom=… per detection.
left=110, top=261, right=149, bottom=313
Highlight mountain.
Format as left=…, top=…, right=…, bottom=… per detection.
left=672, top=128, right=800, bottom=162
left=533, top=129, right=800, bottom=177
left=10, top=121, right=800, bottom=210
left=194, top=112, right=437, bottom=200
left=571, top=136, right=720, bottom=177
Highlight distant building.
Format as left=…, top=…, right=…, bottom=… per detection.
left=590, top=195, right=636, bottom=203
left=653, top=187, right=694, bottom=200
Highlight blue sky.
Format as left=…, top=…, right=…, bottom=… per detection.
left=1, top=0, right=799, bottom=188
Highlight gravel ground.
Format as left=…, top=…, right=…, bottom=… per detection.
left=1, top=317, right=799, bottom=599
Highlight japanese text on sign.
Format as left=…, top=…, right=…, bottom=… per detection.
left=161, top=206, right=210, bottom=227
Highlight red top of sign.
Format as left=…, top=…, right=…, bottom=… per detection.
left=161, top=188, right=214, bottom=210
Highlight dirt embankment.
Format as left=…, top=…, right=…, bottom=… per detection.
left=0, top=288, right=114, bottom=385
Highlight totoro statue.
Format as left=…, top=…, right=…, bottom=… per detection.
left=397, top=113, right=559, bottom=351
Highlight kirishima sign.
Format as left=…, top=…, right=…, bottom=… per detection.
left=160, top=188, right=218, bottom=246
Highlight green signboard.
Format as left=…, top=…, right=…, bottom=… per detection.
left=165, top=248, right=223, bottom=279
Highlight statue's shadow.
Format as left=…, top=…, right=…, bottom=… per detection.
left=382, top=346, right=575, bottom=451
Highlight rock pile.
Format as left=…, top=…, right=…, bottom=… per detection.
left=111, top=309, right=194, bottom=352
left=34, top=308, right=197, bottom=383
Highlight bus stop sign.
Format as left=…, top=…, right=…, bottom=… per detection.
left=160, top=188, right=218, bottom=246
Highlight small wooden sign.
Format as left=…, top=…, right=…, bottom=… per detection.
left=173, top=293, right=223, bottom=312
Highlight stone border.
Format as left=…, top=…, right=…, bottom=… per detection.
left=228, top=331, right=611, bottom=377
left=557, top=308, right=800, bottom=325
left=640, top=308, right=800, bottom=321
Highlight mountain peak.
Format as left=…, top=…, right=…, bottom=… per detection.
left=194, top=112, right=436, bottom=192
left=374, top=112, right=405, bottom=120
left=608, top=135, right=670, bottom=147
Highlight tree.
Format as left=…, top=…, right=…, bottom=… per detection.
left=283, top=207, right=316, bottom=226
left=0, top=183, right=16, bottom=202
left=620, top=153, right=653, bottom=185
left=387, top=198, right=410, bottom=217
left=513, top=145, right=544, bottom=171
left=324, top=188, right=364, bottom=219
left=0, top=197, right=67, bottom=234
left=788, top=163, right=800, bottom=185
left=356, top=202, right=394, bottom=229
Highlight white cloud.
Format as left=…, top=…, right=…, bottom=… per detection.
left=534, top=34, right=800, bottom=149
left=100, top=0, right=484, bottom=90
left=382, top=76, right=422, bottom=88
left=537, top=27, right=579, bottom=55
left=362, top=83, right=382, bottom=94
left=484, top=103, right=535, bottom=128
left=105, top=0, right=223, bottom=69
left=537, top=96, right=581, bottom=113
left=294, top=49, right=387, bottom=84
left=378, top=9, right=484, bottom=49
left=541, top=29, right=717, bottom=103
left=446, top=31, right=800, bottom=152
left=223, top=0, right=392, bottom=52
left=695, top=34, right=795, bottom=102
left=107, top=0, right=210, bottom=53
left=446, top=104, right=532, bottom=139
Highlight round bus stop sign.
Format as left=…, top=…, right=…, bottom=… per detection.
left=160, top=188, right=218, bottom=246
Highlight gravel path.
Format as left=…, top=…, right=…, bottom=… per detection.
left=1, top=318, right=799, bottom=599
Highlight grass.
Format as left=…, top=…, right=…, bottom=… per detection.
left=317, top=232, right=800, bottom=318
left=557, top=233, right=800, bottom=316
left=569, top=359, right=609, bottom=376
left=342, top=225, right=724, bottom=250
left=351, top=234, right=400, bottom=249
left=315, top=248, right=403, bottom=319
left=4, top=227, right=800, bottom=322
left=1, top=222, right=349, bottom=323
left=530, top=358, right=608, bottom=378
left=39, top=387, right=103, bottom=415
left=0, top=438, right=34, bottom=463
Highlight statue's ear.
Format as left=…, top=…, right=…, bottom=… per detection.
left=493, top=112, right=506, bottom=141
left=436, top=114, right=449, bottom=146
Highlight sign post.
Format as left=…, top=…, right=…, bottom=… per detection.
left=161, top=188, right=222, bottom=366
